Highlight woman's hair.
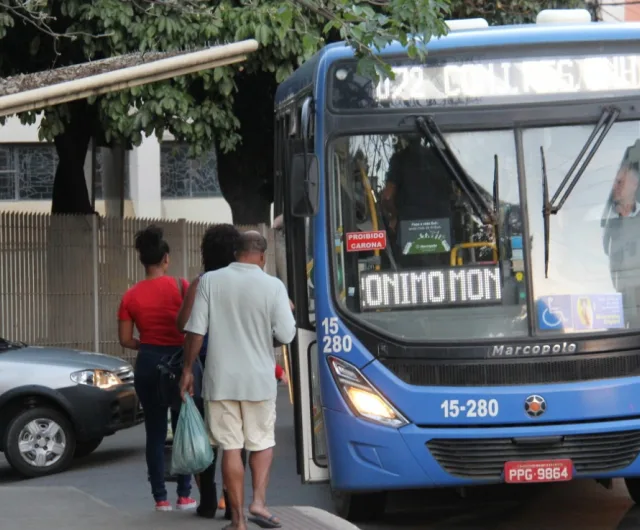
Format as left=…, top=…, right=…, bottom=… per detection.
left=202, top=224, right=241, bottom=272
left=135, top=224, right=170, bottom=267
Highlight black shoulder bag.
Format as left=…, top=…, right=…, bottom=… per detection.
left=156, top=278, right=189, bottom=410
left=156, top=277, right=203, bottom=411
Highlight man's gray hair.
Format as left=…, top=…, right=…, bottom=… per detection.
left=235, top=230, right=268, bottom=255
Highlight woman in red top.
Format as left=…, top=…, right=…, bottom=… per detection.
left=118, top=225, right=196, bottom=512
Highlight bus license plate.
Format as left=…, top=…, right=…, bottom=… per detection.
left=504, top=459, right=572, bottom=484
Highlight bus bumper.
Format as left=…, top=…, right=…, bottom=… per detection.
left=324, top=406, right=433, bottom=491
left=325, top=407, right=640, bottom=492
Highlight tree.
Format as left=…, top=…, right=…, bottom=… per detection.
left=0, top=0, right=589, bottom=223
left=0, top=0, right=450, bottom=223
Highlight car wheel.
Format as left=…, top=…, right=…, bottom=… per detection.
left=4, top=407, right=76, bottom=478
left=332, top=488, right=386, bottom=522
left=74, top=438, right=103, bottom=458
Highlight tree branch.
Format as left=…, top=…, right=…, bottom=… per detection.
left=0, top=0, right=111, bottom=41
left=0, top=0, right=221, bottom=44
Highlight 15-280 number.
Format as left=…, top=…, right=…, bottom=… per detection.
left=440, top=399, right=499, bottom=418
left=321, top=317, right=353, bottom=354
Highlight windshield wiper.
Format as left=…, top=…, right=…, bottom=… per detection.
left=541, top=106, right=620, bottom=278
left=493, top=154, right=500, bottom=219
left=541, top=146, right=551, bottom=279
left=416, top=116, right=495, bottom=225
left=493, top=154, right=501, bottom=249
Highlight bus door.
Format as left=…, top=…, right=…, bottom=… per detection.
left=279, top=96, right=329, bottom=484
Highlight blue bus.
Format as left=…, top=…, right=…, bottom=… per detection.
left=273, top=9, right=640, bottom=521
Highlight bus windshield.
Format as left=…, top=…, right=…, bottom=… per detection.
left=329, top=121, right=640, bottom=341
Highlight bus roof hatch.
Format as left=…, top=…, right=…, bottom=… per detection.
left=536, top=9, right=592, bottom=25
left=445, top=18, right=489, bottom=31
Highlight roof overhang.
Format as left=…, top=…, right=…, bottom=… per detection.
left=0, top=39, right=259, bottom=117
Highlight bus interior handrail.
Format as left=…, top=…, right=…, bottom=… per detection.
left=450, top=242, right=498, bottom=266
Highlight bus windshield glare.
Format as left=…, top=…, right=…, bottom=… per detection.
left=329, top=119, right=640, bottom=341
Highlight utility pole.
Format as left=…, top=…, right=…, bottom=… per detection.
left=586, top=0, right=603, bottom=21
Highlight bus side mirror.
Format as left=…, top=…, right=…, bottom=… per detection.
left=290, top=153, right=319, bottom=217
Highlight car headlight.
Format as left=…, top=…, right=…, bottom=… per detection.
left=328, top=356, right=409, bottom=428
left=70, top=370, right=123, bottom=390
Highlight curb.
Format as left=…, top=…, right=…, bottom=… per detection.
left=287, top=506, right=362, bottom=529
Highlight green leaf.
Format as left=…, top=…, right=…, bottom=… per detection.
left=323, top=20, right=340, bottom=34
left=350, top=25, right=364, bottom=41
left=29, top=36, right=40, bottom=56
left=219, top=77, right=234, bottom=97
left=213, top=66, right=226, bottom=82
left=372, top=36, right=387, bottom=51
left=256, top=24, right=271, bottom=44
left=302, top=34, right=316, bottom=57
left=275, top=64, right=291, bottom=83
left=279, top=6, right=293, bottom=28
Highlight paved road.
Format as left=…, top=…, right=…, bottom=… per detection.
left=0, top=387, right=333, bottom=517
left=3, top=386, right=640, bottom=529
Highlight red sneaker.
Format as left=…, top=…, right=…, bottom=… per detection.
left=155, top=500, right=172, bottom=512
left=177, top=497, right=198, bottom=511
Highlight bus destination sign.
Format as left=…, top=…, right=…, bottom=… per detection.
left=359, top=265, right=502, bottom=311
left=332, top=54, right=640, bottom=109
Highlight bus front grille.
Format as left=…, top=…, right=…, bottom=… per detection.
left=427, top=430, right=640, bottom=479
left=380, top=352, right=640, bottom=386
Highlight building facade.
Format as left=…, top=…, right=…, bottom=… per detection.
left=0, top=115, right=233, bottom=223
left=598, top=0, right=640, bottom=22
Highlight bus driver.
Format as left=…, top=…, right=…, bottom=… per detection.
left=381, top=135, right=454, bottom=267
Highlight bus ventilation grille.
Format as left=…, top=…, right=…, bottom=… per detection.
left=380, top=352, right=640, bottom=386
left=427, top=430, right=640, bottom=479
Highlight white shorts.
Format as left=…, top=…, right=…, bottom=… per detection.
left=204, top=399, right=276, bottom=452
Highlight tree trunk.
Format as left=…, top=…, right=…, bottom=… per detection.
left=51, top=101, right=97, bottom=215
left=228, top=193, right=272, bottom=226
left=217, top=70, right=277, bottom=226
left=47, top=101, right=97, bottom=350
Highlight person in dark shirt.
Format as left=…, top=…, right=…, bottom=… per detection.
left=177, top=224, right=240, bottom=519
left=381, top=136, right=453, bottom=266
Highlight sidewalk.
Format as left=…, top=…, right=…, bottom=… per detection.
left=0, top=486, right=361, bottom=530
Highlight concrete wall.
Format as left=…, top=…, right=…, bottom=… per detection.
left=599, top=0, right=632, bottom=22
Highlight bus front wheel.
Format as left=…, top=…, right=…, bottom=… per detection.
left=332, top=489, right=386, bottom=522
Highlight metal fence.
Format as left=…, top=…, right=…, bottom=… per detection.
left=0, top=212, right=276, bottom=364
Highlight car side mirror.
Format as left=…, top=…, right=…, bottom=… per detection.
left=290, top=153, right=319, bottom=217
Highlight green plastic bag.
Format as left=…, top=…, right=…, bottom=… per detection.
left=170, top=394, right=214, bottom=475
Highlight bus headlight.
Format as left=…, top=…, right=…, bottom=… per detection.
left=328, top=356, right=409, bottom=428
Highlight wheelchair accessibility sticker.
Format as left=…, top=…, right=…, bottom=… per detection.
left=536, top=294, right=624, bottom=331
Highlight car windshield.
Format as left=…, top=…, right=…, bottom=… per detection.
left=329, top=130, right=527, bottom=341
left=330, top=122, right=640, bottom=341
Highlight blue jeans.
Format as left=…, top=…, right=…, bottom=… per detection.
left=134, top=344, right=192, bottom=502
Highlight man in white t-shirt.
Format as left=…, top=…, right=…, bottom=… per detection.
left=180, top=231, right=296, bottom=530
